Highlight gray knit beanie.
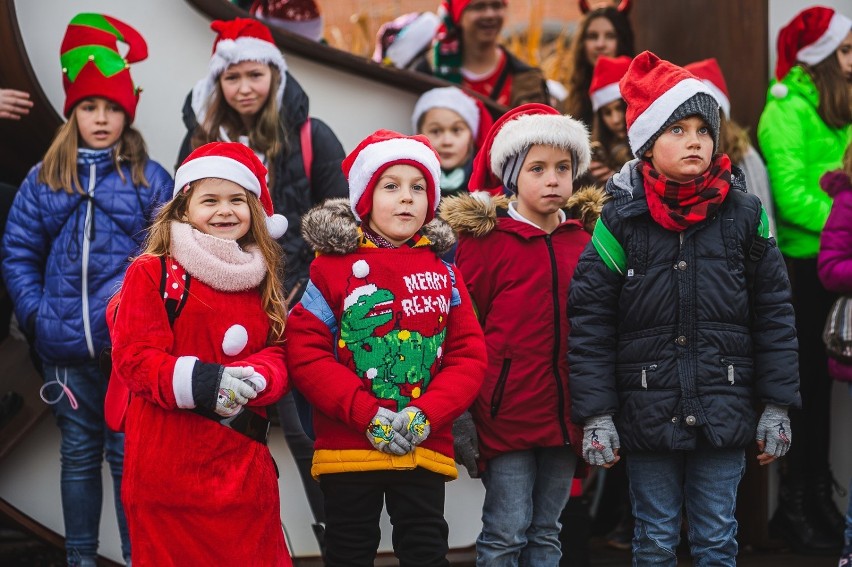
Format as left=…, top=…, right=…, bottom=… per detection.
left=637, top=92, right=720, bottom=158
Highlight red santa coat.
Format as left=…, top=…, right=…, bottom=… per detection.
left=111, top=254, right=290, bottom=566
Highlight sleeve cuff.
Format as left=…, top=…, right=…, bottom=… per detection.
left=172, top=356, right=198, bottom=409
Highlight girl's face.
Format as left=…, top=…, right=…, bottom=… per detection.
left=583, top=17, right=618, bottom=66
left=420, top=108, right=475, bottom=171
left=516, top=144, right=574, bottom=221
left=836, top=30, right=852, bottom=81
left=368, top=164, right=429, bottom=246
left=644, top=116, right=713, bottom=182
left=219, top=61, right=273, bottom=121
left=185, top=178, right=252, bottom=240
left=75, top=97, right=126, bottom=150
left=600, top=99, right=627, bottom=140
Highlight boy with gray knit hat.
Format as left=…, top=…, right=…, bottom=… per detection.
left=567, top=51, right=801, bottom=566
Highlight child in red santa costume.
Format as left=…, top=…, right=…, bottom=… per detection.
left=285, top=129, right=487, bottom=566
left=110, top=141, right=291, bottom=565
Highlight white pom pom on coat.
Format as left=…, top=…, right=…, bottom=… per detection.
left=352, top=260, right=370, bottom=278
left=222, top=324, right=249, bottom=356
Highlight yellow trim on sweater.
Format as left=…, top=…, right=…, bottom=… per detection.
left=311, top=447, right=458, bottom=480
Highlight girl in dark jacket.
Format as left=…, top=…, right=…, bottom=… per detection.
left=1, top=14, right=172, bottom=566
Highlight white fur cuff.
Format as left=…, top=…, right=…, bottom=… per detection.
left=173, top=356, right=199, bottom=409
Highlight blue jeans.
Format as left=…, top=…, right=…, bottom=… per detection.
left=43, top=362, right=131, bottom=566
left=476, top=446, right=577, bottom=567
left=627, top=448, right=745, bottom=567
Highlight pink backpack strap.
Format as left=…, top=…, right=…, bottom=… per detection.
left=300, top=117, right=313, bottom=185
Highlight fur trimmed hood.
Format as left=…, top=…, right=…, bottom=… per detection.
left=301, top=198, right=455, bottom=256
left=440, top=186, right=608, bottom=237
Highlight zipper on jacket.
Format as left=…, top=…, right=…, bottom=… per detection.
left=81, top=163, right=96, bottom=359
left=545, top=235, right=571, bottom=444
left=679, top=232, right=685, bottom=250
left=641, top=364, right=658, bottom=389
left=490, top=357, right=512, bottom=418
left=720, top=357, right=736, bottom=385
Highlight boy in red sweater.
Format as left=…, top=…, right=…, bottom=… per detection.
left=285, top=130, right=487, bottom=567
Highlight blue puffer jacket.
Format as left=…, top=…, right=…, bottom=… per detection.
left=568, top=159, right=801, bottom=453
left=1, top=149, right=172, bottom=365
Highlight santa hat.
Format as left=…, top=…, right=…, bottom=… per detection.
left=411, top=87, right=494, bottom=149
left=342, top=130, right=442, bottom=223
left=579, top=0, right=632, bottom=14
left=620, top=51, right=719, bottom=159
left=684, top=58, right=730, bottom=119
left=60, top=13, right=148, bottom=122
left=174, top=142, right=288, bottom=239
left=589, top=55, right=631, bottom=112
left=470, top=103, right=590, bottom=194
left=191, top=18, right=288, bottom=124
left=250, top=0, right=324, bottom=42
left=772, top=6, right=852, bottom=98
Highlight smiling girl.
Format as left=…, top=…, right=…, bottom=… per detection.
left=1, top=14, right=172, bottom=566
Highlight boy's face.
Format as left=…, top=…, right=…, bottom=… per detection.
left=643, top=116, right=713, bottom=182
left=367, top=164, right=429, bottom=246
left=460, top=0, right=505, bottom=47
left=516, top=144, right=574, bottom=220
left=420, top=108, right=475, bottom=171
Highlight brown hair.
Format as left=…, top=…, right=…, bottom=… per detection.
left=564, top=7, right=634, bottom=126
left=590, top=99, right=631, bottom=170
left=191, top=65, right=285, bottom=187
left=803, top=57, right=852, bottom=129
left=38, top=107, right=150, bottom=195
left=142, top=181, right=287, bottom=342
left=717, top=114, right=751, bottom=165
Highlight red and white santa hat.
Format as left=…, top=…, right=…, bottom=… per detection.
left=174, top=141, right=288, bottom=238
left=589, top=55, right=631, bottom=112
left=342, top=129, right=442, bottom=223
left=191, top=18, right=288, bottom=124
left=620, top=51, right=719, bottom=158
left=411, top=86, right=494, bottom=149
left=774, top=6, right=851, bottom=90
left=684, top=58, right=730, bottom=119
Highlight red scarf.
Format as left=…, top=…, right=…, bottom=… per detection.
left=641, top=154, right=732, bottom=232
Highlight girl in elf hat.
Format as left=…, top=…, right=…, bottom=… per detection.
left=1, top=13, right=172, bottom=566
left=440, top=102, right=604, bottom=566
left=569, top=51, right=800, bottom=566
left=110, top=141, right=290, bottom=565
left=585, top=54, right=632, bottom=186
left=284, top=129, right=487, bottom=566
left=757, top=6, right=852, bottom=555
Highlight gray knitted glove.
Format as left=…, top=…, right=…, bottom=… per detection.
left=366, top=407, right=412, bottom=455
left=583, top=414, right=620, bottom=466
left=452, top=411, right=479, bottom=478
left=392, top=406, right=431, bottom=446
left=756, top=404, right=791, bottom=458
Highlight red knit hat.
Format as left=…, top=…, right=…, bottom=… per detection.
left=342, top=130, right=442, bottom=223
left=60, top=13, right=148, bottom=122
left=411, top=86, right=494, bottom=150
left=470, top=103, right=590, bottom=195
left=174, top=142, right=288, bottom=238
left=620, top=51, right=718, bottom=158
left=192, top=18, right=288, bottom=124
left=589, top=55, right=631, bottom=112
left=684, top=58, right=730, bottom=119
left=250, top=0, right=324, bottom=42
left=774, top=6, right=852, bottom=90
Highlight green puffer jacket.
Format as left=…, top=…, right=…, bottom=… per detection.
left=757, top=65, right=851, bottom=259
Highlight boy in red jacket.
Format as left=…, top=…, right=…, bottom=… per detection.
left=284, top=130, right=487, bottom=567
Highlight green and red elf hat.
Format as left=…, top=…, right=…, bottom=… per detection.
left=60, top=13, right=148, bottom=122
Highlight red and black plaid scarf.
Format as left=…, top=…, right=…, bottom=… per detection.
left=641, top=154, right=732, bottom=232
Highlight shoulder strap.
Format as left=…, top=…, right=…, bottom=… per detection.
left=159, top=256, right=192, bottom=327
left=441, top=260, right=462, bottom=307
left=300, top=117, right=313, bottom=185
left=591, top=219, right=627, bottom=276
left=744, top=206, right=771, bottom=322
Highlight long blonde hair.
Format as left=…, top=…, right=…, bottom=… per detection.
left=142, top=181, right=288, bottom=342
left=191, top=65, right=285, bottom=187
left=718, top=115, right=751, bottom=165
left=38, top=108, right=150, bottom=194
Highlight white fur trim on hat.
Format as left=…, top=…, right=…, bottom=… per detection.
left=590, top=82, right=622, bottom=112
left=700, top=79, right=730, bottom=119
left=191, top=36, right=288, bottom=124
left=489, top=114, right=591, bottom=178
left=627, top=78, right=712, bottom=160
left=412, top=87, right=479, bottom=135
left=546, top=79, right=568, bottom=103
left=798, top=12, right=852, bottom=66
left=173, top=155, right=262, bottom=198
left=348, top=137, right=442, bottom=221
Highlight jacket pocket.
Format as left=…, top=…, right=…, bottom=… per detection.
left=490, top=357, right=512, bottom=418
left=615, top=361, right=659, bottom=391
left=719, top=356, right=753, bottom=386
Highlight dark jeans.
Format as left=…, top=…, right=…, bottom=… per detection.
left=320, top=468, right=449, bottom=567
left=276, top=392, right=325, bottom=522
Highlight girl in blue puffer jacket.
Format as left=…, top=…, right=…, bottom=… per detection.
left=0, top=14, right=171, bottom=567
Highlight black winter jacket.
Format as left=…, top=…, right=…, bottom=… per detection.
left=568, top=159, right=801, bottom=453
left=178, top=73, right=348, bottom=298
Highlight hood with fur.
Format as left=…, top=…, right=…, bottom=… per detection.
left=440, top=186, right=608, bottom=237
left=301, top=198, right=455, bottom=256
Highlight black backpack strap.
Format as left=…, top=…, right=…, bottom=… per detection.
left=160, top=256, right=192, bottom=327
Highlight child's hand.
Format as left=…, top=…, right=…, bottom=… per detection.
left=366, top=407, right=412, bottom=455
left=215, top=367, right=258, bottom=417
left=755, top=404, right=791, bottom=465
left=582, top=414, right=621, bottom=467
left=393, top=406, right=431, bottom=446
left=241, top=369, right=267, bottom=393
